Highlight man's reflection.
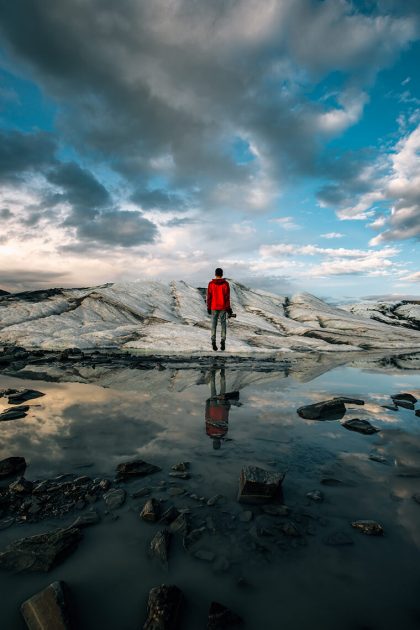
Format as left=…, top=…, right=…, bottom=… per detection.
left=205, top=366, right=240, bottom=449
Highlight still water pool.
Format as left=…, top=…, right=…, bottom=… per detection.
left=0, top=355, right=420, bottom=629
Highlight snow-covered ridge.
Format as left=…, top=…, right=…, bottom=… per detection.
left=0, top=280, right=419, bottom=353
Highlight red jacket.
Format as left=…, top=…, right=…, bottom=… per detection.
left=207, top=278, right=231, bottom=311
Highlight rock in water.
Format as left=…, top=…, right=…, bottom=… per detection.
left=306, top=490, right=324, bottom=502
left=0, top=456, right=26, bottom=479
left=207, top=601, right=243, bottom=629
left=9, top=477, right=34, bottom=494
left=143, top=584, right=183, bottom=630
left=415, top=410, right=420, bottom=418
left=169, top=513, right=189, bottom=536
left=171, top=462, right=190, bottom=472
left=341, top=418, right=379, bottom=435
left=21, top=580, right=72, bottom=629
left=116, top=459, right=161, bottom=481
left=413, top=494, right=420, bottom=505
left=150, top=529, right=171, bottom=564
left=238, top=466, right=285, bottom=504
left=0, top=527, right=82, bottom=572
left=159, top=506, right=180, bottom=526
left=392, top=399, right=415, bottom=410
left=0, top=407, right=29, bottom=421
left=391, top=393, right=417, bottom=404
left=70, top=509, right=100, bottom=528
left=140, top=498, right=161, bottom=522
left=103, top=488, right=126, bottom=510
left=296, top=399, right=346, bottom=420
left=8, top=389, right=45, bottom=405
left=351, top=520, right=384, bottom=536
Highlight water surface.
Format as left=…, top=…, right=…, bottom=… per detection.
left=1, top=355, right=420, bottom=629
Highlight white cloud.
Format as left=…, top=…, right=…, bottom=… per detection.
left=321, top=232, right=344, bottom=239
left=363, top=124, right=420, bottom=244
left=317, top=90, right=369, bottom=135
left=270, top=216, right=300, bottom=230
left=400, top=271, right=420, bottom=282
left=259, top=242, right=401, bottom=277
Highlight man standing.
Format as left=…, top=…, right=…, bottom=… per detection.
left=207, top=267, right=232, bottom=351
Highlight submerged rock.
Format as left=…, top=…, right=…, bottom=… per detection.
left=71, top=509, right=100, bottom=528
left=143, top=584, right=183, bottom=630
left=21, top=580, right=73, bottom=630
left=194, top=549, right=215, bottom=562
left=261, top=504, right=290, bottom=516
left=238, top=466, right=285, bottom=504
left=103, top=488, right=126, bottom=510
left=239, top=511, right=253, bottom=523
left=140, top=498, right=161, bottom=523
left=169, top=513, right=189, bottom=536
left=207, top=601, right=243, bottom=629
left=159, top=506, right=180, bottom=526
left=279, top=521, right=302, bottom=537
left=0, top=456, right=26, bottom=479
left=150, top=529, right=171, bottom=564
left=341, top=418, right=379, bottom=435
left=0, top=527, right=82, bottom=572
left=351, top=520, right=384, bottom=536
left=415, top=410, right=420, bottom=418
left=412, top=493, right=420, bottom=505
left=8, top=389, right=45, bottom=405
left=324, top=531, right=354, bottom=546
left=207, top=494, right=223, bottom=507
left=132, top=487, right=151, bottom=499
left=116, top=459, right=161, bottom=481
left=369, top=451, right=390, bottom=465
left=183, top=527, right=206, bottom=552
left=306, top=490, right=324, bottom=503
left=168, top=472, right=190, bottom=480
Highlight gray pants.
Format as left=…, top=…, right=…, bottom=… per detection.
left=211, top=310, right=227, bottom=342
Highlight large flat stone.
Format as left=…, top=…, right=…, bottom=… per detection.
left=0, top=527, right=82, bottom=572
left=297, top=399, right=346, bottom=420
left=238, top=466, right=285, bottom=504
left=21, top=580, right=72, bottom=629
left=8, top=389, right=45, bottom=405
left=116, top=459, right=161, bottom=481
left=341, top=418, right=379, bottom=435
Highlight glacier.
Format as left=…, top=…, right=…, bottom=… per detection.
left=0, top=280, right=419, bottom=354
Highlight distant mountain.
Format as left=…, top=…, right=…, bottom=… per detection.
left=0, top=289, right=10, bottom=296
left=0, top=280, right=419, bottom=353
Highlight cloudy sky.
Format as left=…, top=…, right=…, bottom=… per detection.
left=0, top=0, right=419, bottom=298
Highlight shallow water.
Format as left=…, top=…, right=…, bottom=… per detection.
left=1, top=355, right=420, bottom=629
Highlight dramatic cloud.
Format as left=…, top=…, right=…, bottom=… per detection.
left=0, top=129, right=56, bottom=182
left=0, top=1, right=419, bottom=295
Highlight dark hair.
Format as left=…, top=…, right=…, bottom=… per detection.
left=215, top=267, right=223, bottom=277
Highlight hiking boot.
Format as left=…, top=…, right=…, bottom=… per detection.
left=212, top=341, right=218, bottom=351
left=220, top=340, right=225, bottom=351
